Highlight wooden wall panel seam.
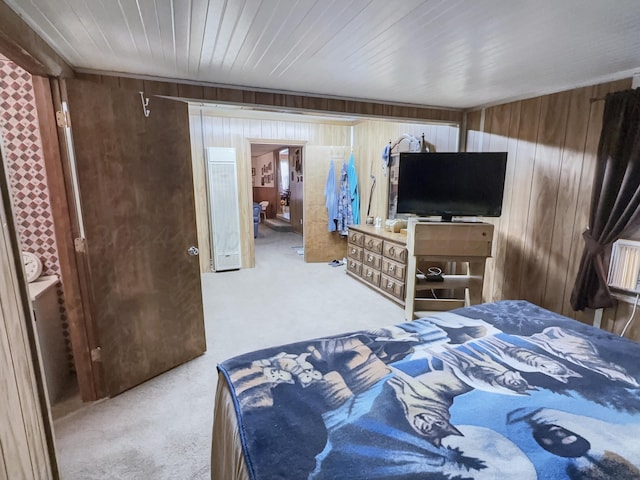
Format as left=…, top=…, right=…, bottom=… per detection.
left=560, top=86, right=598, bottom=318
left=485, top=104, right=515, bottom=302
left=543, top=87, right=593, bottom=314
left=525, top=92, right=572, bottom=305
left=514, top=97, right=544, bottom=300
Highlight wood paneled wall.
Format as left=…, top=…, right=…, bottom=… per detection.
left=602, top=298, right=640, bottom=342
left=466, top=78, right=635, bottom=337
left=252, top=151, right=279, bottom=219
left=0, top=167, right=55, bottom=478
left=353, top=120, right=460, bottom=222
left=189, top=110, right=462, bottom=270
left=79, top=72, right=640, bottom=341
left=189, top=106, right=352, bottom=270
left=74, top=72, right=462, bottom=124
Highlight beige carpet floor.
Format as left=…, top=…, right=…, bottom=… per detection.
left=53, top=225, right=405, bottom=479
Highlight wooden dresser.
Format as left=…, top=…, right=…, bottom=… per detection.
left=346, top=225, right=408, bottom=305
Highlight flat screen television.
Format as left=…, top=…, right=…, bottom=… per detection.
left=396, top=152, right=508, bottom=222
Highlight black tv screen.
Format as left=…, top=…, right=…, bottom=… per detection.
left=396, top=152, right=508, bottom=221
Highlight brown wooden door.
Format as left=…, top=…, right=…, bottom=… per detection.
left=290, top=147, right=304, bottom=235
left=65, top=79, right=206, bottom=397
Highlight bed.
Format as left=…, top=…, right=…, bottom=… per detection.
left=212, top=300, right=640, bottom=479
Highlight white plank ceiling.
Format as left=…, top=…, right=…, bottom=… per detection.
left=5, top=0, right=640, bottom=109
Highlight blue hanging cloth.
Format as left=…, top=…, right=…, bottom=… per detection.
left=382, top=144, right=391, bottom=169
left=324, top=160, right=338, bottom=232
left=347, top=152, right=360, bottom=225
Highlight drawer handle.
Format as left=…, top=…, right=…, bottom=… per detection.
left=368, top=240, right=374, bottom=247
left=367, top=272, right=372, bottom=278
left=389, top=265, right=395, bottom=272
left=387, top=282, right=393, bottom=288
left=351, top=248, right=356, bottom=254
left=368, top=254, right=373, bottom=262
left=389, top=246, right=395, bottom=255
left=350, top=261, right=355, bottom=267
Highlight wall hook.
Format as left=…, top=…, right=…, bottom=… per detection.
left=139, top=91, right=150, bottom=117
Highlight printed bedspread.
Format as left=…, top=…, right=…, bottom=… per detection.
left=217, top=300, right=640, bottom=479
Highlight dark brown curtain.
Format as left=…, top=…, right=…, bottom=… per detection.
left=571, top=87, right=640, bottom=311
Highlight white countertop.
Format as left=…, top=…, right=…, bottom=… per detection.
left=28, top=275, right=59, bottom=301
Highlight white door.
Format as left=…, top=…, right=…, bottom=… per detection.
left=207, top=147, right=241, bottom=271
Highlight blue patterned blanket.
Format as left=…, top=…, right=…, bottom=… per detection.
left=217, top=300, right=640, bottom=479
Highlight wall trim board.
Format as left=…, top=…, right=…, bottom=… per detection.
left=73, top=72, right=463, bottom=124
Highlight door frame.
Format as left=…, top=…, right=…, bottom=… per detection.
left=245, top=138, right=306, bottom=264
left=43, top=77, right=104, bottom=401
left=0, top=102, right=58, bottom=479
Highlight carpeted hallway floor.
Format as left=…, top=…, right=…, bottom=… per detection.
left=53, top=225, right=405, bottom=479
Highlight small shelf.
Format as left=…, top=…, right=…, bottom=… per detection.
left=415, top=274, right=483, bottom=291
left=404, top=220, right=494, bottom=320
left=414, top=298, right=467, bottom=316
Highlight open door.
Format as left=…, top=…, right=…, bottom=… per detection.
left=63, top=79, right=206, bottom=397
left=303, top=146, right=351, bottom=262
left=289, top=147, right=304, bottom=235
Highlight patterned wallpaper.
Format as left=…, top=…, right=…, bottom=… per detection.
left=0, top=54, right=73, bottom=373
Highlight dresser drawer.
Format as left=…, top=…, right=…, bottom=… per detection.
left=348, top=230, right=364, bottom=246
left=347, top=259, right=362, bottom=276
left=364, top=235, right=383, bottom=254
left=345, top=226, right=407, bottom=307
left=363, top=251, right=382, bottom=269
left=383, top=242, right=406, bottom=262
left=381, top=274, right=405, bottom=300
left=362, top=266, right=380, bottom=287
left=347, top=244, right=363, bottom=262
left=382, top=258, right=405, bottom=281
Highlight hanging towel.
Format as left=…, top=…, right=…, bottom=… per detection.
left=346, top=152, right=360, bottom=225
left=337, top=162, right=353, bottom=236
left=324, top=160, right=338, bottom=232
left=382, top=144, right=391, bottom=168
left=381, top=144, right=392, bottom=176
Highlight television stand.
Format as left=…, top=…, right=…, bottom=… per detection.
left=404, top=220, right=494, bottom=320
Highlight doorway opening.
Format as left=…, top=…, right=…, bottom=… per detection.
left=0, top=54, right=78, bottom=412
left=250, top=143, right=303, bottom=236
left=277, top=148, right=290, bottom=223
